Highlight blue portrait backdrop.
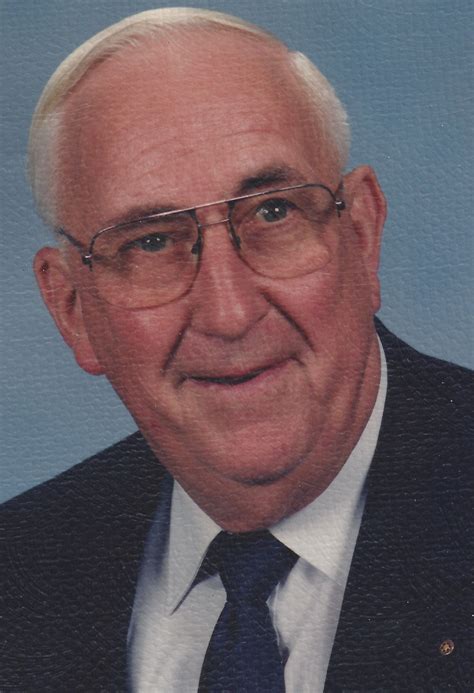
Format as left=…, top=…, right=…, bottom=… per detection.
left=1, top=0, right=472, bottom=502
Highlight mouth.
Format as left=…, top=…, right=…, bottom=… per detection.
left=190, top=366, right=268, bottom=386
left=183, top=360, right=289, bottom=388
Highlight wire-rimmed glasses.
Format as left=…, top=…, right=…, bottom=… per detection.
left=57, top=182, right=345, bottom=309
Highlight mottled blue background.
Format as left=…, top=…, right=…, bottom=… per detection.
left=1, top=0, right=472, bottom=502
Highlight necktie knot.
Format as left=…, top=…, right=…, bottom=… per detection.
left=205, top=529, right=298, bottom=605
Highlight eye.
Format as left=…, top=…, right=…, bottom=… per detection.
left=255, top=198, right=293, bottom=223
left=123, top=232, right=170, bottom=253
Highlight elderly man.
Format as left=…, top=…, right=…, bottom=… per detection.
left=1, top=7, right=472, bottom=692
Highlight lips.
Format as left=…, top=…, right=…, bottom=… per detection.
left=189, top=366, right=268, bottom=386
left=183, top=360, right=289, bottom=388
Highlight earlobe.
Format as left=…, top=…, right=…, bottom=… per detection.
left=343, top=166, right=387, bottom=311
left=33, top=247, right=105, bottom=375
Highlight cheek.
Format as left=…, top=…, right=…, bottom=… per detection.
left=272, top=253, right=343, bottom=324
left=268, top=239, right=374, bottom=352
left=81, top=299, right=188, bottom=381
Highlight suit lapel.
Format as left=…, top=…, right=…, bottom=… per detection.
left=81, top=450, right=174, bottom=690
left=1, top=432, right=174, bottom=692
left=324, top=324, right=471, bottom=689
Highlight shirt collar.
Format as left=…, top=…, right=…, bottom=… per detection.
left=166, top=483, right=221, bottom=613
left=166, top=338, right=387, bottom=610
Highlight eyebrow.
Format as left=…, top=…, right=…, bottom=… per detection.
left=235, top=165, right=307, bottom=195
left=101, top=164, right=308, bottom=230
left=101, top=204, right=180, bottom=230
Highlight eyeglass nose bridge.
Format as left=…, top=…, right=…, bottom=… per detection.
left=191, top=212, right=242, bottom=256
left=200, top=216, right=231, bottom=228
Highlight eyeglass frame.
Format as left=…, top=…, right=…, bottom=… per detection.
left=56, top=181, right=346, bottom=269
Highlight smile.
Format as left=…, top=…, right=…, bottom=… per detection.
left=190, top=366, right=268, bottom=386
left=184, top=360, right=290, bottom=389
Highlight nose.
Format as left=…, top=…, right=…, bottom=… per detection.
left=188, top=219, right=269, bottom=340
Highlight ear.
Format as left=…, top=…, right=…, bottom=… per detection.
left=33, top=247, right=105, bottom=375
left=343, top=165, right=387, bottom=311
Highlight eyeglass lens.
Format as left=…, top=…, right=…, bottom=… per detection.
left=90, top=185, right=336, bottom=309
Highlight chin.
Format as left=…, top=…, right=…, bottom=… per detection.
left=194, top=420, right=314, bottom=487
left=214, top=478, right=303, bottom=533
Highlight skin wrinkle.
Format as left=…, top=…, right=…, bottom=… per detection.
left=55, top=37, right=334, bottom=237
left=70, top=164, right=314, bottom=248
left=36, top=30, right=385, bottom=532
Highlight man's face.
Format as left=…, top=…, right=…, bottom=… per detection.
left=41, top=32, right=385, bottom=530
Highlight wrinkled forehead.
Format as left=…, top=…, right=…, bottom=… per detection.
left=62, top=29, right=314, bottom=138
left=57, top=30, right=332, bottom=228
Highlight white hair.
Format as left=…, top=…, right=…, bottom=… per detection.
left=28, top=7, right=350, bottom=227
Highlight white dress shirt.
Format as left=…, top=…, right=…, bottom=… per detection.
left=128, top=342, right=387, bottom=692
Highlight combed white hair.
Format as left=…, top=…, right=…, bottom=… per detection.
left=28, top=7, right=350, bottom=227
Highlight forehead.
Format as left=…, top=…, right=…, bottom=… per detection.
left=66, top=30, right=302, bottom=123
left=58, top=30, right=333, bottom=228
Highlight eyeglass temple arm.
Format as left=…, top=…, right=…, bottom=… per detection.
left=301, top=182, right=345, bottom=217
left=56, top=228, right=93, bottom=268
left=331, top=181, right=346, bottom=217
left=335, top=198, right=345, bottom=216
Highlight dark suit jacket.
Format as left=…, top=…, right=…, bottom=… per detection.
left=1, top=323, right=472, bottom=691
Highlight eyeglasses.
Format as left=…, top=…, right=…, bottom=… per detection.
left=57, top=182, right=345, bottom=309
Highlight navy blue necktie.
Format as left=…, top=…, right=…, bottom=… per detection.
left=198, top=530, right=298, bottom=692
